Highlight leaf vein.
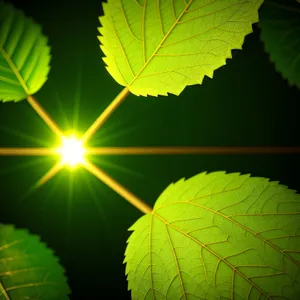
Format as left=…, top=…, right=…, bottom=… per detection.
left=128, top=0, right=194, bottom=86
left=120, top=0, right=142, bottom=42
left=0, top=75, right=19, bottom=86
left=142, top=0, right=147, bottom=63
left=165, top=224, right=187, bottom=300
left=161, top=20, right=248, bottom=49
left=153, top=212, right=271, bottom=299
left=0, top=267, right=47, bottom=277
left=149, top=213, right=154, bottom=299
left=0, top=65, right=14, bottom=74
left=5, top=281, right=57, bottom=292
left=132, top=0, right=143, bottom=9
left=178, top=1, right=249, bottom=24
left=154, top=51, right=217, bottom=57
left=171, top=0, right=177, bottom=21
left=248, top=272, right=285, bottom=279
left=0, top=47, right=29, bottom=94
left=188, top=202, right=300, bottom=268
left=110, top=15, right=133, bottom=81
left=157, top=0, right=165, bottom=36
left=0, top=240, right=23, bottom=252
left=185, top=0, right=219, bottom=14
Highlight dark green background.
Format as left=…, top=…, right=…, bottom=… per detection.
left=0, top=0, right=299, bottom=299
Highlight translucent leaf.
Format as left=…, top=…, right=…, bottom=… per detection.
left=0, top=2, right=51, bottom=102
left=98, top=0, right=264, bottom=97
left=260, top=0, right=300, bottom=90
left=124, top=171, right=300, bottom=299
left=0, top=224, right=70, bottom=299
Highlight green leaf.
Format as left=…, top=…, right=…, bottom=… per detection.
left=259, top=0, right=300, bottom=90
left=124, top=171, right=300, bottom=299
left=0, top=2, right=51, bottom=102
left=0, top=224, right=70, bottom=299
left=98, top=0, right=264, bottom=97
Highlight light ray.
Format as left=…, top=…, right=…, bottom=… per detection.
left=87, top=101, right=153, bottom=146
left=82, top=160, right=152, bottom=214
left=27, top=95, right=62, bottom=137
left=72, top=61, right=83, bottom=130
left=82, top=172, right=109, bottom=230
left=88, top=123, right=142, bottom=147
left=86, top=146, right=300, bottom=155
left=65, top=171, right=74, bottom=255
left=90, top=156, right=145, bottom=179
left=0, top=77, right=297, bottom=221
left=35, top=162, right=64, bottom=188
left=49, top=82, right=70, bottom=130
left=39, top=168, right=62, bottom=203
left=0, top=147, right=58, bottom=156
left=37, top=170, right=64, bottom=205
left=17, top=165, right=62, bottom=205
left=81, top=87, right=130, bottom=143
left=0, top=124, right=48, bottom=146
left=17, top=184, right=42, bottom=205
left=0, top=157, right=46, bottom=176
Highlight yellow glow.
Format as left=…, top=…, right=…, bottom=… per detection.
left=57, top=134, right=86, bottom=168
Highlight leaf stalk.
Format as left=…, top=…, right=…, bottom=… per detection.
left=82, top=160, right=152, bottom=214
left=27, top=95, right=62, bottom=137
left=81, top=87, right=130, bottom=143
left=0, top=148, right=57, bottom=156
left=86, top=146, right=300, bottom=155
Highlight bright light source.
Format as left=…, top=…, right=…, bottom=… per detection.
left=57, top=134, right=86, bottom=168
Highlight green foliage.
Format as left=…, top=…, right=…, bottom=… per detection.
left=98, top=0, right=264, bottom=97
left=0, top=1, right=299, bottom=299
left=0, top=224, right=70, bottom=299
left=260, top=0, right=300, bottom=89
left=0, top=2, right=51, bottom=102
left=124, top=171, right=300, bottom=299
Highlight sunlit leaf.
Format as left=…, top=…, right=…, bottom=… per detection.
left=0, top=224, right=70, bottom=299
left=99, top=0, right=264, bottom=97
left=124, top=171, right=300, bottom=299
left=0, top=2, right=51, bottom=102
left=260, top=0, right=300, bottom=90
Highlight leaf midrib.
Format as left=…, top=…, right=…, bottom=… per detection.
left=128, top=0, right=194, bottom=87
left=0, top=45, right=30, bottom=95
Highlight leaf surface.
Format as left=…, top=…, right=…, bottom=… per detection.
left=0, top=2, right=51, bottom=102
left=124, top=171, right=300, bottom=299
left=0, top=224, right=70, bottom=299
left=99, top=0, right=263, bottom=97
left=260, top=0, right=300, bottom=90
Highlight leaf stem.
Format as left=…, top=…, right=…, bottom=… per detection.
left=27, top=95, right=63, bottom=137
left=81, top=87, right=130, bottom=143
left=86, top=146, right=300, bottom=155
left=82, top=160, right=152, bottom=214
left=0, top=148, right=57, bottom=156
